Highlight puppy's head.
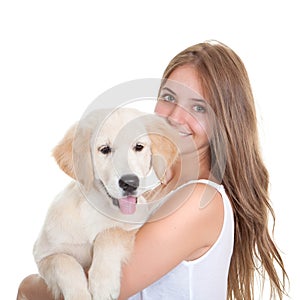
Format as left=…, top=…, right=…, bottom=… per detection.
left=52, top=108, right=178, bottom=215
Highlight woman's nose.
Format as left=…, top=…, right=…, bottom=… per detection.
left=167, top=105, right=186, bottom=125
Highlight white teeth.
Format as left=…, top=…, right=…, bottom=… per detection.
left=178, top=132, right=192, bottom=137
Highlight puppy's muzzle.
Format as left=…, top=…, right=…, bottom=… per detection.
left=118, top=174, right=139, bottom=194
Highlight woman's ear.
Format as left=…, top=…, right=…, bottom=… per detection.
left=52, top=123, right=77, bottom=179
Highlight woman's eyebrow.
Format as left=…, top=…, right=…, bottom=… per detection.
left=191, top=97, right=207, bottom=104
left=161, top=86, right=176, bottom=95
left=161, top=86, right=206, bottom=103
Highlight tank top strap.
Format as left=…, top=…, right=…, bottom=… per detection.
left=173, top=179, right=222, bottom=192
left=193, top=179, right=223, bottom=191
left=150, top=179, right=225, bottom=215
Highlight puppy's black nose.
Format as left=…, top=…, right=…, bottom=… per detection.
left=119, top=174, right=139, bottom=193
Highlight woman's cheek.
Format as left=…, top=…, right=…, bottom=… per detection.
left=191, top=119, right=210, bottom=141
left=154, top=101, right=171, bottom=117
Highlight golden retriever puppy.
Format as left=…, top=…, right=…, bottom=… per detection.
left=33, top=108, right=177, bottom=300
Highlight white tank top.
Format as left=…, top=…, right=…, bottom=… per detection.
left=129, top=179, right=234, bottom=300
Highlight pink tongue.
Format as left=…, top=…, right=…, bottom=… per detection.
left=119, top=196, right=137, bottom=215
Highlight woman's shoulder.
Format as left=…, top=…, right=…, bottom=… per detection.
left=179, top=181, right=224, bottom=231
left=149, top=180, right=224, bottom=247
left=154, top=179, right=224, bottom=216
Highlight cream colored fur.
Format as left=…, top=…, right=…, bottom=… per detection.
left=33, top=108, right=177, bottom=300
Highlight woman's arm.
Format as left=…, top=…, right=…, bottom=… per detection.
left=118, top=183, right=224, bottom=299
left=17, top=184, right=224, bottom=300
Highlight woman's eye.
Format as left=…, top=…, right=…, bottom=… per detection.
left=160, top=93, right=176, bottom=102
left=133, top=143, right=144, bottom=152
left=193, top=105, right=206, bottom=113
left=98, top=145, right=112, bottom=155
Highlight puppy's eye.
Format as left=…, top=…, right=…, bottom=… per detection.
left=98, top=145, right=111, bottom=155
left=134, top=143, right=144, bottom=152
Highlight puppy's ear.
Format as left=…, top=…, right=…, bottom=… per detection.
left=52, top=121, right=94, bottom=190
left=150, top=134, right=178, bottom=184
left=72, top=123, right=94, bottom=191
left=52, top=123, right=77, bottom=179
left=147, top=116, right=178, bottom=185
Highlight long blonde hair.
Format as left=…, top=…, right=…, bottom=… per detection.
left=162, top=41, right=288, bottom=299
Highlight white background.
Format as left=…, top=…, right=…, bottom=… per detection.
left=1, top=0, right=299, bottom=299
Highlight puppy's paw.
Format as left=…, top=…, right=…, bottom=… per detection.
left=88, top=269, right=120, bottom=300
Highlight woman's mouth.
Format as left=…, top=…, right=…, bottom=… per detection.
left=178, top=131, right=192, bottom=137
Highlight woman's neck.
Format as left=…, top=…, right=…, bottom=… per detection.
left=146, top=149, right=213, bottom=204
left=170, top=150, right=211, bottom=187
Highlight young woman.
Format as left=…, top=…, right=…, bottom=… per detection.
left=17, top=41, right=288, bottom=300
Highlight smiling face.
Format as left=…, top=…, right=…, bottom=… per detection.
left=155, top=65, right=212, bottom=156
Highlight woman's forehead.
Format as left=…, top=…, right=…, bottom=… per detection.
left=163, top=65, right=204, bottom=97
